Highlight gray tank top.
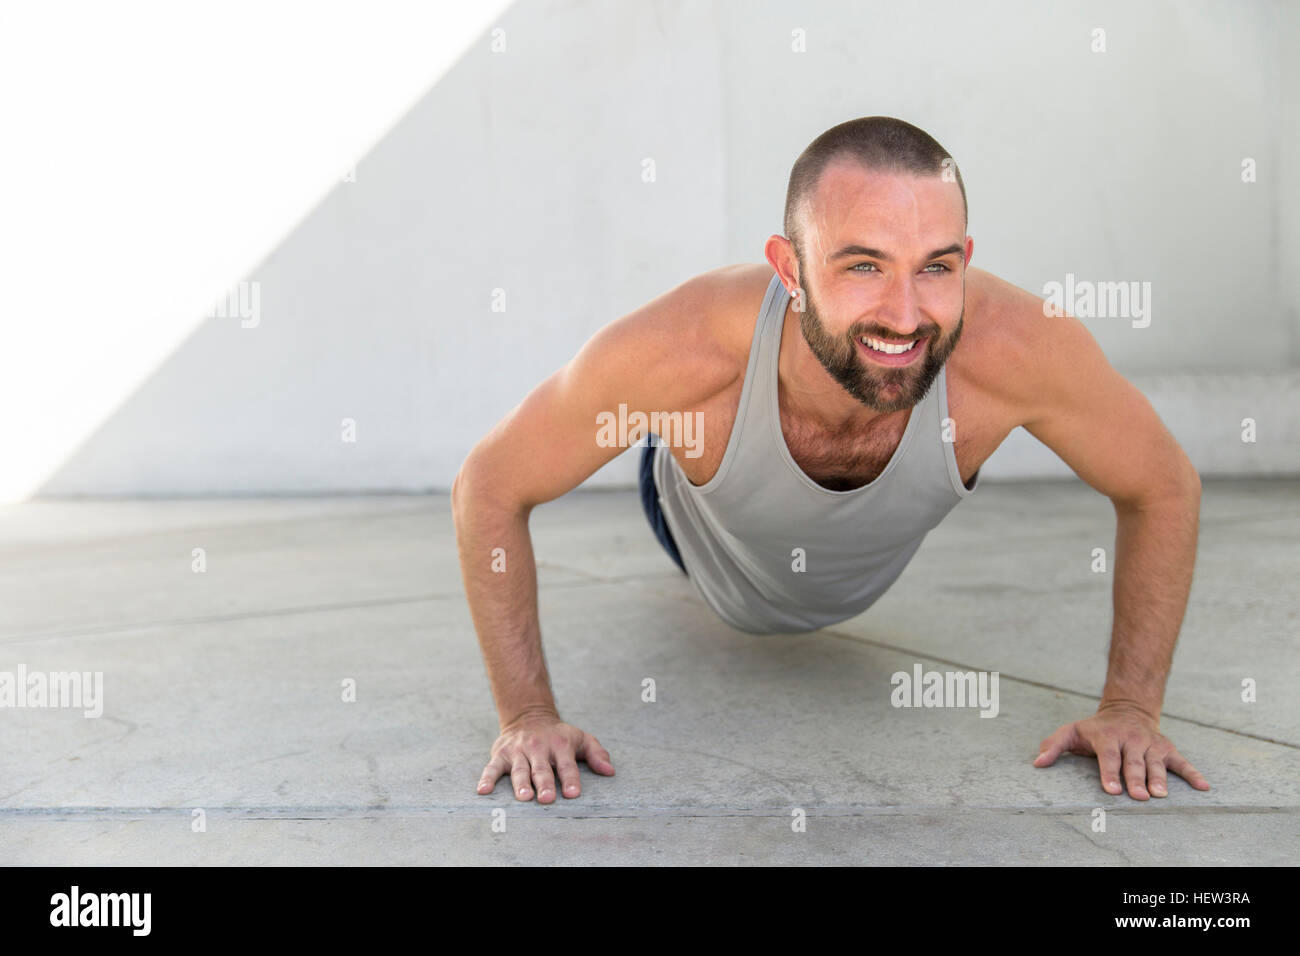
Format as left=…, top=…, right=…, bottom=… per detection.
left=653, top=272, right=981, bottom=634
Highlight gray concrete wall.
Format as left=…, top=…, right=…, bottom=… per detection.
left=31, top=0, right=1299, bottom=497
left=1280, top=0, right=1300, bottom=362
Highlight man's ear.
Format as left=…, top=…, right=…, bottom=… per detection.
left=763, top=234, right=800, bottom=292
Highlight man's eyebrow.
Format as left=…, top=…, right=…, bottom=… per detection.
left=828, top=243, right=965, bottom=262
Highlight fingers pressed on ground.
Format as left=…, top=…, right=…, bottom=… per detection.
left=1037, top=720, right=1083, bottom=765
left=529, top=751, right=557, bottom=804
left=1098, top=745, right=1123, bottom=795
left=478, top=754, right=507, bottom=794
left=554, top=756, right=582, bottom=798
left=578, top=734, right=615, bottom=774
left=1146, top=753, right=1169, bottom=797
left=1122, top=742, right=1150, bottom=800
left=509, top=753, right=534, bottom=801
left=1167, top=751, right=1211, bottom=791
left=1034, top=731, right=1065, bottom=766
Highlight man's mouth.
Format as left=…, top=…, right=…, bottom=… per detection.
left=857, top=334, right=926, bottom=365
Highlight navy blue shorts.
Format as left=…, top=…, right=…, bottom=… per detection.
left=638, top=439, right=687, bottom=574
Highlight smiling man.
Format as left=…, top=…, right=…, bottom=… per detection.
left=452, top=116, right=1208, bottom=807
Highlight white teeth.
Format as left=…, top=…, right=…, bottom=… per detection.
left=861, top=336, right=917, bottom=354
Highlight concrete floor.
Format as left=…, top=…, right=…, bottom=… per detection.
left=0, top=479, right=1295, bottom=865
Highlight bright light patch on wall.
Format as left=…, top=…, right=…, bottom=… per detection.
left=0, top=0, right=511, bottom=502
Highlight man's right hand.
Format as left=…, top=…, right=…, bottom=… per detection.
left=476, top=712, right=615, bottom=803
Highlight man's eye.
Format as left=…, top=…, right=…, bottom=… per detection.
left=925, top=263, right=952, bottom=273
left=851, top=263, right=878, bottom=272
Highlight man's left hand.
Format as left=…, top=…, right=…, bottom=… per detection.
left=1033, top=702, right=1211, bottom=800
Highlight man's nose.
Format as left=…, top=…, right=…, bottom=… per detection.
left=874, top=276, right=923, bottom=336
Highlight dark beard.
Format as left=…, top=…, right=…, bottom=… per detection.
left=796, top=279, right=964, bottom=413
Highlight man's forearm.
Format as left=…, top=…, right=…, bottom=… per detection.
left=451, top=478, right=559, bottom=729
left=1100, top=482, right=1201, bottom=721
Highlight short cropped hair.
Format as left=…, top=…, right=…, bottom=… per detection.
left=784, top=116, right=967, bottom=261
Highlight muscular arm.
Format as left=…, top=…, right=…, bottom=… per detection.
left=1019, top=304, right=1202, bottom=720
left=451, top=269, right=736, bottom=801
left=1104, top=487, right=1199, bottom=720
left=987, top=275, right=1208, bottom=798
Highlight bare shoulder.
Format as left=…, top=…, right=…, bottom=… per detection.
left=674, top=261, right=774, bottom=353
left=709, top=261, right=782, bottom=356
left=952, top=266, right=1056, bottom=425
left=961, top=266, right=1050, bottom=351
left=458, top=264, right=767, bottom=508
left=595, top=263, right=770, bottom=410
left=958, top=272, right=1196, bottom=501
